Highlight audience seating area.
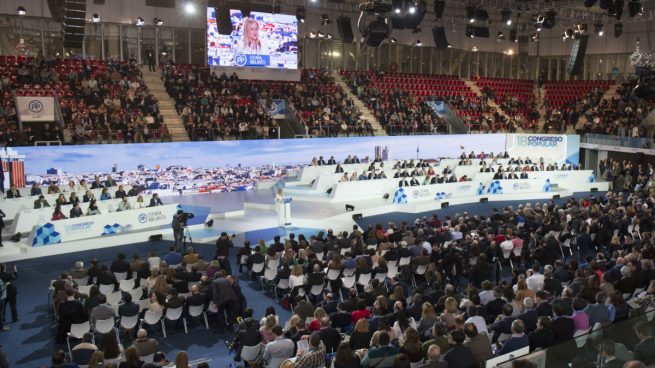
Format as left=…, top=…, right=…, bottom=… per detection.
left=474, top=77, right=539, bottom=122
left=544, top=80, right=614, bottom=109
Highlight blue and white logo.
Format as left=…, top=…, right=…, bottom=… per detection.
left=543, top=179, right=552, bottom=192
left=392, top=188, right=408, bottom=204
left=517, top=135, right=563, bottom=148
left=588, top=172, right=596, bottom=183
left=138, top=213, right=148, bottom=224
left=28, top=99, right=43, bottom=113
left=487, top=180, right=504, bottom=194
left=235, top=53, right=247, bottom=66
left=476, top=183, right=485, bottom=195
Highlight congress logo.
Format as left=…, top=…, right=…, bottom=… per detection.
left=28, top=100, right=43, bottom=113
left=235, top=53, right=247, bottom=66
left=138, top=213, right=148, bottom=224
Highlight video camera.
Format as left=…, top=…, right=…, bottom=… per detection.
left=178, top=212, right=195, bottom=225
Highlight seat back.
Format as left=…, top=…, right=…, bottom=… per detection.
left=74, top=278, right=89, bottom=286
left=95, top=317, right=115, bottom=334
left=276, top=278, right=290, bottom=290
left=357, top=273, right=371, bottom=286
left=165, top=307, right=184, bottom=321
left=106, top=291, right=123, bottom=305
left=310, top=284, right=324, bottom=296
left=119, top=279, right=134, bottom=291
left=70, top=321, right=91, bottom=338
left=241, top=344, right=263, bottom=362
left=120, top=314, right=139, bottom=330
left=143, top=310, right=163, bottom=325
left=252, top=262, right=265, bottom=273
left=99, top=284, right=114, bottom=295
left=128, top=287, right=143, bottom=301
left=399, top=256, right=411, bottom=266
left=326, top=269, right=340, bottom=280
left=114, top=272, right=128, bottom=281
left=188, top=305, right=205, bottom=318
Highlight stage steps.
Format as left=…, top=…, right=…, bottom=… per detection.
left=333, top=74, right=387, bottom=136
left=141, top=70, right=190, bottom=142
left=464, top=79, right=516, bottom=131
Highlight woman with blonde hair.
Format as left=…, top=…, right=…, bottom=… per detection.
left=175, top=351, right=190, bottom=368
left=237, top=18, right=265, bottom=54
left=417, top=302, right=438, bottom=336
left=349, top=318, right=372, bottom=350
left=260, top=314, right=278, bottom=343
left=441, top=297, right=458, bottom=329
left=152, top=274, right=169, bottom=295
left=308, top=307, right=327, bottom=332
left=284, top=314, right=302, bottom=336
left=515, top=278, right=535, bottom=307
left=289, top=264, right=305, bottom=296
left=88, top=351, right=104, bottom=368
left=399, top=328, right=423, bottom=363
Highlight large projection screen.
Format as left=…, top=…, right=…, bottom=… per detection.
left=207, top=7, right=298, bottom=69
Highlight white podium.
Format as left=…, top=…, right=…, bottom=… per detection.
left=276, top=197, right=292, bottom=227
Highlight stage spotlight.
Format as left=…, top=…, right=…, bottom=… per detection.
left=501, top=9, right=512, bottom=25
left=136, top=17, right=145, bottom=26
left=472, top=46, right=478, bottom=52
left=509, top=29, right=518, bottom=42
left=543, top=10, right=556, bottom=29
left=505, top=49, right=514, bottom=55
left=434, top=0, right=445, bottom=19
left=17, top=6, right=26, bottom=16
left=317, top=31, right=325, bottom=38
left=416, top=39, right=422, bottom=46
left=628, top=0, right=643, bottom=16
left=390, top=37, right=397, bottom=43
left=497, top=31, right=505, bottom=40
left=594, top=21, right=604, bottom=36
left=584, top=0, right=597, bottom=6
left=408, top=2, right=416, bottom=14
left=393, top=0, right=403, bottom=14
left=466, top=24, right=474, bottom=38
left=321, top=14, right=331, bottom=25
left=530, top=32, right=539, bottom=42
left=614, top=22, right=623, bottom=37
left=575, top=22, right=587, bottom=33
left=92, top=14, right=101, bottom=23
left=562, top=28, right=574, bottom=40
left=184, top=2, right=196, bottom=14
left=466, top=6, right=476, bottom=23
left=153, top=18, right=163, bottom=26
left=308, top=31, right=317, bottom=38
left=296, top=7, right=305, bottom=23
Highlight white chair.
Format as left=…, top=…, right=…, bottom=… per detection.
left=119, top=279, right=135, bottom=292
left=326, top=269, right=341, bottom=282
left=120, top=314, right=139, bottom=333
left=239, top=255, right=250, bottom=273
left=274, top=278, right=290, bottom=302
left=310, top=283, right=325, bottom=299
left=260, top=267, right=277, bottom=291
left=241, top=344, right=264, bottom=366
left=114, top=272, right=128, bottom=281
left=356, top=273, right=371, bottom=288
left=340, top=248, right=349, bottom=256
left=398, top=256, right=411, bottom=267
left=164, top=306, right=187, bottom=336
left=77, top=285, right=93, bottom=296
left=250, top=262, right=265, bottom=283
left=140, top=310, right=165, bottom=337
left=106, top=291, right=123, bottom=306
left=95, top=317, right=116, bottom=335
left=187, top=305, right=209, bottom=330
left=73, top=278, right=89, bottom=286
left=412, top=265, right=427, bottom=287
left=574, top=328, right=591, bottom=348
left=67, top=321, right=91, bottom=356
left=187, top=281, right=198, bottom=291
left=99, top=283, right=115, bottom=295
left=139, top=278, right=148, bottom=288
left=387, top=266, right=398, bottom=279
left=374, top=272, right=387, bottom=284
left=127, top=287, right=143, bottom=301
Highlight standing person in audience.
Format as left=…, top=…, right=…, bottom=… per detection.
left=212, top=274, right=239, bottom=333
left=464, top=322, right=492, bottom=365
left=145, top=47, right=156, bottom=72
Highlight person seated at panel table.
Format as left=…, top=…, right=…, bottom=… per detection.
left=79, top=179, right=90, bottom=191
left=459, top=175, right=469, bottom=182
left=64, top=180, right=77, bottom=193
left=135, top=195, right=146, bottom=209
left=149, top=193, right=163, bottom=207
left=344, top=155, right=354, bottom=164
left=520, top=171, right=529, bottom=179
left=506, top=171, right=519, bottom=180
left=5, top=184, right=21, bottom=199
left=349, top=172, right=358, bottom=181
left=55, top=193, right=69, bottom=206
left=117, top=196, right=132, bottom=212
left=104, top=175, right=117, bottom=187
left=423, top=176, right=434, bottom=186
left=448, top=173, right=458, bottom=183
left=82, top=190, right=95, bottom=203
left=339, top=173, right=350, bottom=183
left=317, top=156, right=326, bottom=166
left=69, top=191, right=82, bottom=205
left=90, top=175, right=105, bottom=189
left=30, top=183, right=42, bottom=196
left=87, top=200, right=101, bottom=216
left=327, top=156, right=337, bottom=165
left=545, top=164, right=555, bottom=171
left=115, top=185, right=127, bottom=199
left=52, top=205, right=68, bottom=221
left=335, top=164, right=344, bottom=174
left=409, top=176, right=420, bottom=187
left=351, top=155, right=361, bottom=164
left=69, top=202, right=84, bottom=218
left=100, top=188, right=112, bottom=201
left=560, top=163, right=569, bottom=171
left=127, top=186, right=140, bottom=197
left=34, top=195, right=51, bottom=209
left=398, top=177, right=410, bottom=187
left=47, top=181, right=61, bottom=194
left=357, top=172, right=368, bottom=181
left=393, top=170, right=401, bottom=179
left=376, top=171, right=387, bottom=179
left=493, top=171, right=504, bottom=180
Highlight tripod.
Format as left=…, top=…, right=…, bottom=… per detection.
left=181, top=225, right=193, bottom=252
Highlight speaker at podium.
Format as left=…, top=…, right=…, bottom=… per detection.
left=275, top=188, right=292, bottom=227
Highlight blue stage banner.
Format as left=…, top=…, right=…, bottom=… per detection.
left=235, top=53, right=271, bottom=67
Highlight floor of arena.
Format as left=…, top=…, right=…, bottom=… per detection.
left=0, top=192, right=602, bottom=367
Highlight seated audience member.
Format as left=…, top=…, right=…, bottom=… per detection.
left=418, top=345, right=447, bottom=368
left=263, top=325, right=294, bottom=368
left=333, top=342, right=360, bottom=368
left=149, top=193, right=163, bottom=207
left=496, top=320, right=529, bottom=356
left=463, top=322, right=492, bottom=366
left=234, top=318, right=263, bottom=361
left=361, top=331, right=398, bottom=368
left=443, top=329, right=473, bottom=368
left=117, top=196, right=132, bottom=211
left=71, top=332, right=98, bottom=366
left=34, top=195, right=51, bottom=209
left=132, top=329, right=159, bottom=359
left=294, top=333, right=326, bottom=368
left=143, top=351, right=169, bottom=368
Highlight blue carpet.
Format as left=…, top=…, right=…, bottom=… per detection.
left=0, top=240, right=290, bottom=367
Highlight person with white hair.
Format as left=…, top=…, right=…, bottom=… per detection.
left=614, top=265, right=637, bottom=296
left=518, top=297, right=538, bottom=333
left=418, top=344, right=447, bottom=368
left=132, top=328, right=159, bottom=358
left=70, top=261, right=87, bottom=280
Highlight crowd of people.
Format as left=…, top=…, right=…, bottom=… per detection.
left=0, top=56, right=171, bottom=146
left=163, top=66, right=370, bottom=140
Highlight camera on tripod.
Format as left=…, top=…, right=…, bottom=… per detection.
left=179, top=212, right=195, bottom=225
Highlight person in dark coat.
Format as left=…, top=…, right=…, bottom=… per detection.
left=57, top=289, right=87, bottom=343
left=0, top=264, right=17, bottom=323
left=211, top=275, right=239, bottom=332
left=232, top=317, right=262, bottom=361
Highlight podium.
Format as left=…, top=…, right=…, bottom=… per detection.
left=276, top=197, right=292, bottom=227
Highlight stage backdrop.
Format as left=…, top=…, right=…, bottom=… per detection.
left=12, top=134, right=579, bottom=195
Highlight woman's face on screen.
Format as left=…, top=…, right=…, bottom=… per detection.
left=247, top=21, right=259, bottom=41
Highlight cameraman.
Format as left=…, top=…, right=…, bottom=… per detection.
left=172, top=210, right=185, bottom=251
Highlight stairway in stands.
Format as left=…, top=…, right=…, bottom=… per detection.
left=463, top=79, right=515, bottom=129
left=141, top=70, right=189, bottom=142
left=333, top=73, right=387, bottom=136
